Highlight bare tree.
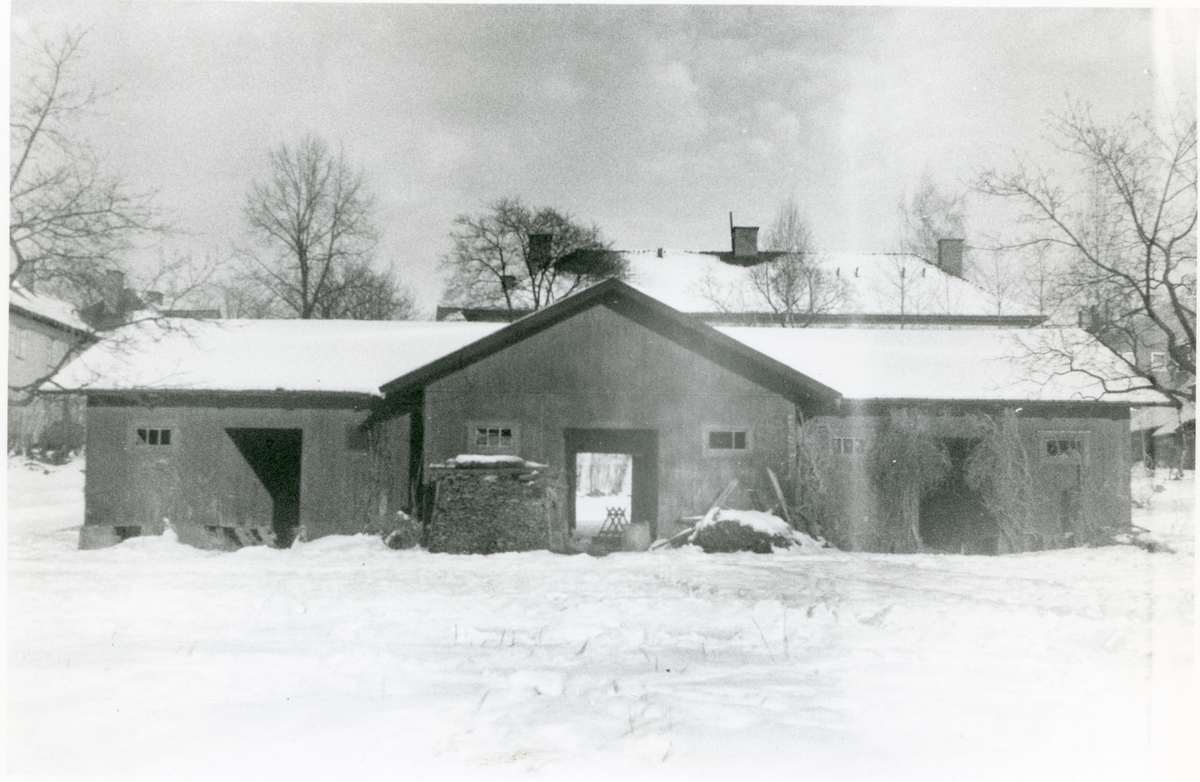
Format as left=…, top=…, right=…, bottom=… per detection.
left=971, top=247, right=1025, bottom=317
left=894, top=174, right=972, bottom=316
left=746, top=198, right=846, bottom=326
left=9, top=29, right=165, bottom=300
left=977, top=102, right=1196, bottom=404
left=313, top=260, right=416, bottom=320
left=897, top=172, right=967, bottom=263
left=239, top=134, right=410, bottom=320
left=442, top=197, right=623, bottom=312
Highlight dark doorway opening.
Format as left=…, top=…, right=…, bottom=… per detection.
left=226, top=428, right=303, bottom=547
left=564, top=428, right=658, bottom=540
left=919, top=438, right=998, bottom=555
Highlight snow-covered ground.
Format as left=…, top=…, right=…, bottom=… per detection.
left=7, top=456, right=1196, bottom=781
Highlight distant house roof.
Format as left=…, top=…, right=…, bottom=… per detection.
left=436, top=250, right=1046, bottom=326
left=48, top=280, right=1167, bottom=406
left=8, top=284, right=94, bottom=336
left=619, top=249, right=1042, bottom=322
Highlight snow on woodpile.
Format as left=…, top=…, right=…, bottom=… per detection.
left=690, top=509, right=824, bottom=553
left=446, top=454, right=548, bottom=469
left=721, top=326, right=1168, bottom=403
left=44, top=318, right=505, bottom=396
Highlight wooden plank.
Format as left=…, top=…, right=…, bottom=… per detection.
left=767, top=468, right=794, bottom=527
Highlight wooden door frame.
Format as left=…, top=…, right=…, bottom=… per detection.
left=564, top=428, right=658, bottom=539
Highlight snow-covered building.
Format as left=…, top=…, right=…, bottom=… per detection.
left=8, top=284, right=96, bottom=452
left=48, top=279, right=1163, bottom=554
left=438, top=234, right=1046, bottom=328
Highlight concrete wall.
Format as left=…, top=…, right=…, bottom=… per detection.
left=423, top=304, right=797, bottom=539
left=81, top=398, right=408, bottom=548
left=811, top=405, right=1132, bottom=552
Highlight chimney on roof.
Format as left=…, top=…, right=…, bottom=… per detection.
left=937, top=238, right=964, bottom=277
left=102, top=270, right=125, bottom=314
left=729, top=213, right=759, bottom=261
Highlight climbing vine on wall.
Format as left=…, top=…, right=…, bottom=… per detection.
left=866, top=409, right=951, bottom=553
left=794, top=417, right=838, bottom=543
left=963, top=410, right=1041, bottom=551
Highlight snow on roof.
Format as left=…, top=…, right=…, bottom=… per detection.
left=1131, top=402, right=1194, bottom=434
left=47, top=319, right=505, bottom=396
left=620, top=250, right=1036, bottom=318
left=47, top=299, right=1168, bottom=406
left=718, top=326, right=1168, bottom=404
left=8, top=284, right=92, bottom=334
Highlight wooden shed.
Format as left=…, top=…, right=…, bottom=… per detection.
left=49, top=279, right=1166, bottom=553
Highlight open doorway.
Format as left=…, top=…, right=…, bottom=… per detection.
left=573, top=452, right=633, bottom=539
left=225, top=428, right=303, bottom=547
left=564, top=428, right=658, bottom=541
left=919, top=438, right=998, bottom=555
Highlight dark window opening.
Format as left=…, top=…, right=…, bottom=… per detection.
left=114, top=526, right=142, bottom=541
left=833, top=437, right=867, bottom=455
left=225, top=428, right=303, bottom=548
left=137, top=428, right=172, bottom=446
left=474, top=426, right=514, bottom=450
left=1045, top=438, right=1082, bottom=458
left=707, top=430, right=747, bottom=451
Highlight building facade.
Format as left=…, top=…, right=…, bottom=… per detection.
left=50, top=280, right=1162, bottom=553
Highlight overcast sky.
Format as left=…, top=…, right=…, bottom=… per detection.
left=10, top=3, right=1197, bottom=313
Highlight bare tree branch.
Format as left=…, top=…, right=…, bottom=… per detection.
left=729, top=198, right=848, bottom=327
left=441, top=197, right=621, bottom=312
left=975, top=100, right=1196, bottom=405
left=236, top=134, right=410, bottom=320
left=9, top=29, right=167, bottom=302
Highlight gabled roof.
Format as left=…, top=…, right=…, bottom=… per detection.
left=9, top=284, right=94, bottom=337
left=47, top=280, right=1169, bottom=407
left=380, top=278, right=841, bottom=406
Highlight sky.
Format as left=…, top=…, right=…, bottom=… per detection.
left=10, top=2, right=1198, bottom=314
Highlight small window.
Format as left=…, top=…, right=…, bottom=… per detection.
left=475, top=426, right=514, bottom=448
left=1042, top=433, right=1085, bottom=461
left=468, top=423, right=518, bottom=453
left=705, top=428, right=750, bottom=454
left=833, top=437, right=868, bottom=455
left=136, top=427, right=173, bottom=447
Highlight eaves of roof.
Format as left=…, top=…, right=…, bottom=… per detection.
left=9, top=301, right=96, bottom=340
left=381, top=278, right=842, bottom=407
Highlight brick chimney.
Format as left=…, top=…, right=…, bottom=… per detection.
left=937, top=239, right=964, bottom=277
left=730, top=212, right=759, bottom=261
left=102, top=270, right=126, bottom=314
